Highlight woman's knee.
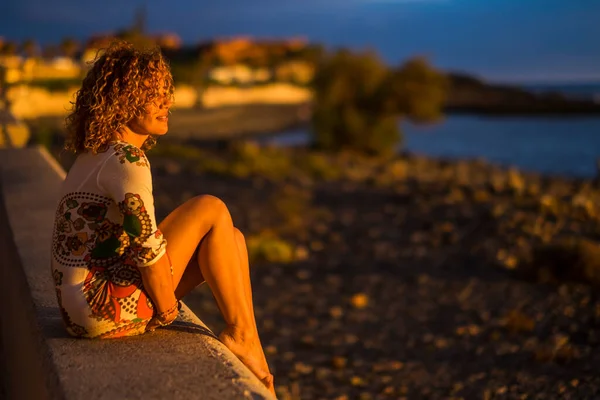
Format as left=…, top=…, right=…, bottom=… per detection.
left=233, top=227, right=245, bottom=246
left=192, top=194, right=231, bottom=224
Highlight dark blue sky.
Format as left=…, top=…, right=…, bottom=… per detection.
left=1, top=0, right=599, bottom=83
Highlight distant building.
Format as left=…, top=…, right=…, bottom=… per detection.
left=209, top=64, right=271, bottom=85
left=155, top=33, right=182, bottom=50
left=198, top=36, right=310, bottom=67
left=0, top=55, right=81, bottom=83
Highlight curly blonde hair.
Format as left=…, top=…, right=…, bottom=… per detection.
left=65, top=40, right=174, bottom=154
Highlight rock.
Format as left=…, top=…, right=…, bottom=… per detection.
left=501, top=310, right=535, bottom=333
left=332, top=356, right=347, bottom=369
left=508, top=168, right=525, bottom=194
left=296, top=269, right=311, bottom=280
left=345, top=334, right=359, bottom=344
left=163, top=160, right=182, bottom=175
left=456, top=325, right=481, bottom=336
left=309, top=240, right=324, bottom=251
left=473, top=189, right=491, bottom=203
left=572, top=194, right=596, bottom=217
left=315, top=367, right=331, bottom=379
left=382, top=386, right=395, bottom=395
left=523, top=237, right=600, bottom=286
left=350, top=293, right=369, bottom=309
left=387, top=159, right=408, bottom=180
left=350, top=376, right=366, bottom=387
left=294, top=245, right=309, bottom=261
left=294, top=362, right=313, bottom=375
left=329, top=306, right=344, bottom=319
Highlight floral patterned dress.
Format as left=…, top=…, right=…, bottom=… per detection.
left=51, top=141, right=167, bottom=339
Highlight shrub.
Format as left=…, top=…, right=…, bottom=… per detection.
left=270, top=184, right=312, bottom=232
left=247, top=231, right=295, bottom=263
left=311, top=49, right=399, bottom=156
left=311, top=50, right=448, bottom=156
left=386, top=57, right=449, bottom=124
left=230, top=141, right=292, bottom=180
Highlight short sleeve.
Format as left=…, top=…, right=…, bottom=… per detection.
left=97, top=145, right=166, bottom=267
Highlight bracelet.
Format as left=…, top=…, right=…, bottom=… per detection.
left=155, top=301, right=180, bottom=326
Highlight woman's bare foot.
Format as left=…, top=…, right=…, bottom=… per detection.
left=219, top=325, right=276, bottom=397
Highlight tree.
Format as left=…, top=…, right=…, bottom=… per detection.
left=0, top=41, right=17, bottom=56
left=386, top=56, right=449, bottom=123
left=42, top=44, right=60, bottom=59
left=60, top=37, right=80, bottom=58
left=190, top=52, right=213, bottom=108
left=295, top=44, right=325, bottom=66
left=311, top=50, right=448, bottom=156
left=21, top=39, right=40, bottom=58
left=311, top=49, right=400, bottom=156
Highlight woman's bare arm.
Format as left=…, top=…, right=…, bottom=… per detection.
left=139, top=252, right=177, bottom=314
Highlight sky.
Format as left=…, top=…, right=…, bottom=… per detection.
left=1, top=0, right=599, bottom=83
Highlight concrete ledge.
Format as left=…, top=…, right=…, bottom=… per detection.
left=0, top=146, right=274, bottom=400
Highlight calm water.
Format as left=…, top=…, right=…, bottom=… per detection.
left=263, top=115, right=600, bottom=178
left=523, top=82, right=600, bottom=101
left=262, top=83, right=600, bottom=178
left=402, top=116, right=600, bottom=178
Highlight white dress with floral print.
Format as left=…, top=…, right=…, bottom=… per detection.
left=51, top=141, right=166, bottom=338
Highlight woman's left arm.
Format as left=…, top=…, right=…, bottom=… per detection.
left=98, top=149, right=178, bottom=319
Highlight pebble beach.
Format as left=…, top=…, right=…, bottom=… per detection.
left=144, top=143, right=600, bottom=400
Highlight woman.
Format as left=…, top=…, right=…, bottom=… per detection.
left=50, top=41, right=275, bottom=395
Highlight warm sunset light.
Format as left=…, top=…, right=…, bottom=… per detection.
left=1, top=1, right=600, bottom=399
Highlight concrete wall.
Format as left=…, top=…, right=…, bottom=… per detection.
left=0, top=146, right=275, bottom=399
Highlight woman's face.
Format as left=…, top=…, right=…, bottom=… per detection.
left=126, top=71, right=173, bottom=137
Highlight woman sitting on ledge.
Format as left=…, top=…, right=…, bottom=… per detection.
left=50, top=41, right=275, bottom=395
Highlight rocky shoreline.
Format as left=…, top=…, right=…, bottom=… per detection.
left=131, top=141, right=600, bottom=400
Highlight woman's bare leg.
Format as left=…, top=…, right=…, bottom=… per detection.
left=157, top=195, right=274, bottom=394
left=230, top=229, right=273, bottom=388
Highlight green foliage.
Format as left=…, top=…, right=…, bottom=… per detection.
left=150, top=142, right=230, bottom=175
left=271, top=184, right=312, bottom=232
left=387, top=57, right=449, bottom=123
left=229, top=141, right=292, bottom=180
left=311, top=49, right=400, bottom=156
left=293, top=44, right=326, bottom=66
left=311, top=50, right=448, bottom=156
left=301, top=152, right=341, bottom=181
left=247, top=231, right=295, bottom=263
left=151, top=141, right=292, bottom=180
left=20, top=38, right=40, bottom=58
left=0, top=41, right=17, bottom=55
left=59, top=38, right=80, bottom=58
left=150, top=142, right=205, bottom=159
